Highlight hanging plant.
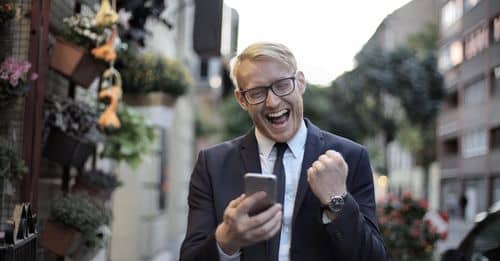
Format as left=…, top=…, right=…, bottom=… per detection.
left=0, top=57, right=38, bottom=106
left=101, top=104, right=156, bottom=169
left=117, top=50, right=191, bottom=98
left=0, top=2, right=15, bottom=25
left=0, top=145, right=28, bottom=182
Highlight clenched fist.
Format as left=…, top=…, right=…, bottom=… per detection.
left=307, top=150, right=348, bottom=205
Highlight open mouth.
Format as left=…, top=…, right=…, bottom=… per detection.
left=266, top=109, right=290, bottom=125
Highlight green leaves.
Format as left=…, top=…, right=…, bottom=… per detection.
left=101, top=105, right=156, bottom=169
left=51, top=193, right=111, bottom=248
left=117, top=50, right=192, bottom=97
left=0, top=145, right=28, bottom=182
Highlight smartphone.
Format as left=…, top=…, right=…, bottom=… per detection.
left=244, top=173, right=277, bottom=215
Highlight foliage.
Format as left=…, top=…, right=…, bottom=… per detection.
left=377, top=192, right=447, bottom=260
left=0, top=144, right=28, bottom=182
left=195, top=112, right=217, bottom=138
left=219, top=95, right=252, bottom=140
left=101, top=105, right=156, bottom=168
left=117, top=50, right=191, bottom=97
left=44, top=97, right=99, bottom=139
left=50, top=193, right=111, bottom=248
left=0, top=57, right=38, bottom=105
left=79, top=169, right=122, bottom=190
left=61, top=14, right=112, bottom=50
left=0, top=2, right=15, bottom=25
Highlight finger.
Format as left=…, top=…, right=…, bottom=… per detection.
left=237, top=191, right=267, bottom=214
left=228, top=194, right=246, bottom=209
left=247, top=210, right=282, bottom=241
left=318, top=154, right=333, bottom=166
left=244, top=203, right=282, bottom=231
left=312, top=160, right=325, bottom=172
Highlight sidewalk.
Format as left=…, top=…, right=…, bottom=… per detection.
left=435, top=218, right=475, bottom=255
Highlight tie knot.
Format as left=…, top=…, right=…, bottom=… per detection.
left=274, top=142, right=288, bottom=157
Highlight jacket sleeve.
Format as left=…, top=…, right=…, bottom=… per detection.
left=324, top=148, right=388, bottom=260
left=180, top=150, right=220, bottom=261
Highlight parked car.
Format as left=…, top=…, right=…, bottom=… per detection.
left=442, top=202, right=500, bottom=261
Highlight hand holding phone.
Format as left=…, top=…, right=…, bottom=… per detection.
left=244, top=173, right=277, bottom=215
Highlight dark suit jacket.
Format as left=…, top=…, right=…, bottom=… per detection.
left=180, top=119, right=387, bottom=261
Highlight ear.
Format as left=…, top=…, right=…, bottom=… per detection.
left=234, top=88, right=248, bottom=111
left=296, top=71, right=306, bottom=95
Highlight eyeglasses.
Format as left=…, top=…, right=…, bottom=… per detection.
left=240, top=73, right=297, bottom=105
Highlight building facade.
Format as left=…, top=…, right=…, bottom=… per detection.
left=437, top=0, right=500, bottom=221
left=360, top=0, right=440, bottom=205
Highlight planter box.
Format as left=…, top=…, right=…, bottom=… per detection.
left=42, top=128, right=95, bottom=169
left=50, top=38, right=107, bottom=88
left=40, top=220, right=82, bottom=257
left=123, top=92, right=177, bottom=107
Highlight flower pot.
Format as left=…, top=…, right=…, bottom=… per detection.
left=40, top=220, right=83, bottom=257
left=49, top=38, right=107, bottom=88
left=42, top=128, right=96, bottom=169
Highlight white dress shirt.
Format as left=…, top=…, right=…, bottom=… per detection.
left=218, top=120, right=307, bottom=261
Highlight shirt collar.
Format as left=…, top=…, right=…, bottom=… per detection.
left=255, top=119, right=307, bottom=159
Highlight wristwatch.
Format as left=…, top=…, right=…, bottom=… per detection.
left=321, top=191, right=347, bottom=213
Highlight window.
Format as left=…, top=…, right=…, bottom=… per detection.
left=441, top=0, right=463, bottom=29
left=464, top=0, right=480, bottom=11
left=464, top=78, right=487, bottom=106
left=494, top=15, right=500, bottom=42
left=448, top=90, right=459, bottom=108
left=493, top=66, right=500, bottom=98
left=462, top=129, right=488, bottom=158
left=443, top=137, right=459, bottom=156
left=465, top=25, right=489, bottom=60
left=439, top=40, right=463, bottom=71
left=491, top=127, right=500, bottom=150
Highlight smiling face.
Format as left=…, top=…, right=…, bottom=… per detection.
left=235, top=59, right=306, bottom=143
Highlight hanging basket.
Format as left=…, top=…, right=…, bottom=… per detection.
left=49, top=38, right=107, bottom=88
left=42, top=128, right=95, bottom=169
left=40, top=220, right=83, bottom=257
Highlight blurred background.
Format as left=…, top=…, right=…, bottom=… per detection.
left=0, top=0, right=499, bottom=260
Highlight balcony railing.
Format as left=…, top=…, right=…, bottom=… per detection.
left=0, top=234, right=38, bottom=261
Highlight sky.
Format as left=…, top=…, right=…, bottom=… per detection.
left=224, top=0, right=413, bottom=86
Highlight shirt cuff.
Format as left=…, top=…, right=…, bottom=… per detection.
left=216, top=242, right=241, bottom=261
left=322, top=210, right=332, bottom=224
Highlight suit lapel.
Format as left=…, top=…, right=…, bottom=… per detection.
left=292, top=119, right=324, bottom=227
left=239, top=128, right=262, bottom=174
left=238, top=129, right=268, bottom=261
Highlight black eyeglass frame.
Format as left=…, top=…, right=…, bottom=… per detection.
left=239, top=72, right=298, bottom=105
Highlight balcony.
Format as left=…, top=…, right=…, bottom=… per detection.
left=438, top=109, right=459, bottom=137
left=491, top=149, right=500, bottom=173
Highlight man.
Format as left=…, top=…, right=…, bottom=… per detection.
left=180, top=42, right=387, bottom=260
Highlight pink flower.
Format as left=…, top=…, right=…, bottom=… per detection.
left=30, top=72, right=38, bottom=81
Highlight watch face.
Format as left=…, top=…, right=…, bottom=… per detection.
left=328, top=195, right=345, bottom=212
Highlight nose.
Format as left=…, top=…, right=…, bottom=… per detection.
left=265, top=88, right=281, bottom=108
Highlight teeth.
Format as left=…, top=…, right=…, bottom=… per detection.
left=268, top=109, right=288, bottom=118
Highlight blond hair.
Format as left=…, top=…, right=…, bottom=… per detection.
left=230, top=42, right=297, bottom=90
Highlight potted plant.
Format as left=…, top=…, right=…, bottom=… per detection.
left=0, top=145, right=28, bottom=183
left=50, top=14, right=111, bottom=88
left=72, top=169, right=122, bottom=200
left=117, top=49, right=192, bottom=106
left=101, top=104, right=156, bottom=168
left=0, top=57, right=38, bottom=107
left=42, top=97, right=102, bottom=169
left=40, top=193, right=111, bottom=257
left=377, top=192, right=448, bottom=260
